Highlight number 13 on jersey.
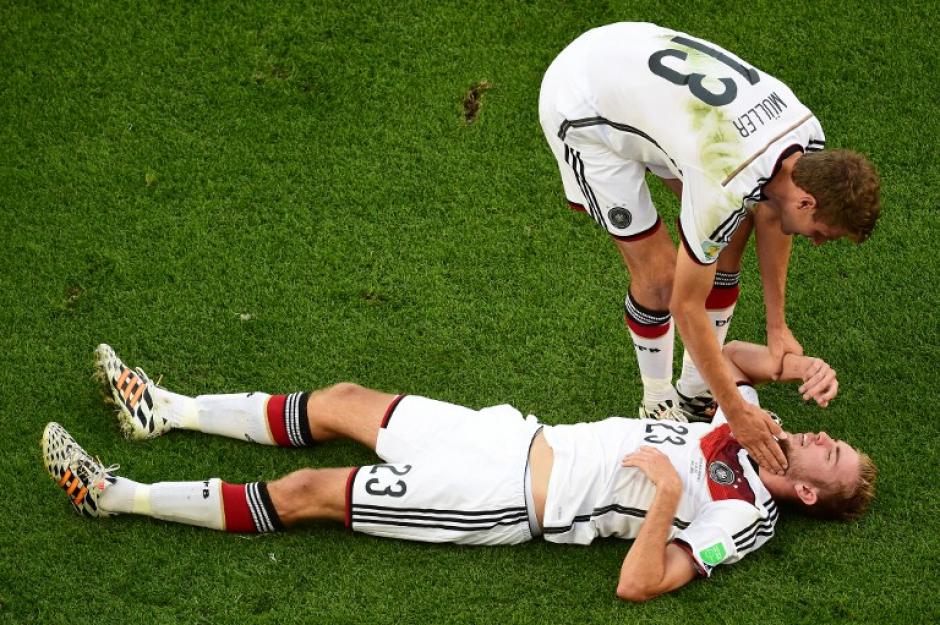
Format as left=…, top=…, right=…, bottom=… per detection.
left=648, top=35, right=759, bottom=106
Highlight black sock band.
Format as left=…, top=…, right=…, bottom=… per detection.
left=284, top=392, right=316, bottom=447
left=624, top=291, right=671, bottom=326
left=247, top=482, right=285, bottom=532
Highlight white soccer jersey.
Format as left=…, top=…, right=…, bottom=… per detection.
left=540, top=22, right=825, bottom=262
left=541, top=395, right=778, bottom=576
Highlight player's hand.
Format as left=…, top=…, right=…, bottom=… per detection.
left=797, top=356, right=838, bottom=407
left=767, top=325, right=803, bottom=380
left=725, top=402, right=788, bottom=474
left=621, top=446, right=682, bottom=492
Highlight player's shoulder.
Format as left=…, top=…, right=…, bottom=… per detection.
left=588, top=21, right=676, bottom=38
left=574, top=22, right=685, bottom=54
left=725, top=111, right=825, bottom=198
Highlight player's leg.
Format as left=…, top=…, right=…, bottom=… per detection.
left=42, top=421, right=350, bottom=531
left=96, top=344, right=395, bottom=451
left=42, top=419, right=535, bottom=544
left=676, top=215, right=753, bottom=419
left=614, top=227, right=681, bottom=415
left=539, top=99, right=679, bottom=416
left=657, top=176, right=683, bottom=200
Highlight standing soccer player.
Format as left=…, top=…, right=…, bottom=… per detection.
left=538, top=22, right=880, bottom=473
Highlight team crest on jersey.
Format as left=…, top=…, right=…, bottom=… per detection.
left=708, top=460, right=735, bottom=485
left=608, top=206, right=632, bottom=229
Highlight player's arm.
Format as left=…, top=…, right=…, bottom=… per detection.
left=753, top=205, right=803, bottom=373
left=672, top=245, right=788, bottom=473
left=616, top=447, right=698, bottom=602
left=723, top=341, right=838, bottom=407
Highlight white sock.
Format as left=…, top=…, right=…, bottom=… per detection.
left=625, top=293, right=675, bottom=409
left=151, top=387, right=199, bottom=429
left=679, top=271, right=740, bottom=397
left=152, top=388, right=312, bottom=447
left=640, top=376, right=679, bottom=408
left=677, top=303, right=737, bottom=398
left=193, top=393, right=276, bottom=445
left=151, top=387, right=276, bottom=445
left=100, top=476, right=225, bottom=530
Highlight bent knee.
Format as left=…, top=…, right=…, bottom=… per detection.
left=723, top=340, right=744, bottom=356
left=269, top=468, right=349, bottom=525
left=268, top=468, right=321, bottom=519
left=629, top=277, right=675, bottom=311
left=310, top=382, right=368, bottom=410
left=323, top=382, right=368, bottom=401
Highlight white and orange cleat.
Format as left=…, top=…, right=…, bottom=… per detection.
left=95, top=343, right=170, bottom=439
left=41, top=422, right=118, bottom=518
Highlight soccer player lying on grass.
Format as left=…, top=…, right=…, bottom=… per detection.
left=43, top=342, right=874, bottom=602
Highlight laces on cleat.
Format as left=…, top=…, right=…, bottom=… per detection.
left=95, top=344, right=170, bottom=440
left=640, top=399, right=692, bottom=423
left=64, top=450, right=118, bottom=512
left=655, top=401, right=691, bottom=423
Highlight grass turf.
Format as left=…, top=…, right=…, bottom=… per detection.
left=1, top=1, right=938, bottom=623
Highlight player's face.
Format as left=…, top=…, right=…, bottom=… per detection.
left=780, top=206, right=847, bottom=246
left=784, top=432, right=861, bottom=494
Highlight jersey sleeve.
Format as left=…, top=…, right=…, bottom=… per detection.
left=673, top=498, right=778, bottom=576
left=711, top=383, right=760, bottom=427
left=678, top=167, right=748, bottom=265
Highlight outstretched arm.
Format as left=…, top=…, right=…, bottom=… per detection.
left=723, top=341, right=838, bottom=407
left=673, top=246, right=787, bottom=473
left=616, top=447, right=698, bottom=602
left=753, top=206, right=804, bottom=377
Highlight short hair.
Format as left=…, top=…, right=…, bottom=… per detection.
left=791, top=150, right=881, bottom=242
left=805, top=451, right=878, bottom=522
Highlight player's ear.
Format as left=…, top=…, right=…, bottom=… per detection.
left=797, top=193, right=816, bottom=213
left=793, top=482, right=818, bottom=506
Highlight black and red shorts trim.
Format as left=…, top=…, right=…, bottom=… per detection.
left=380, top=394, right=407, bottom=429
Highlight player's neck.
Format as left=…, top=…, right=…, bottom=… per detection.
left=761, top=154, right=798, bottom=208
left=759, top=472, right=797, bottom=503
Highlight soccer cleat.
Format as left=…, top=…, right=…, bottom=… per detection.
left=95, top=343, right=170, bottom=440
left=42, top=422, right=118, bottom=518
left=677, top=389, right=719, bottom=423
left=639, top=399, right=694, bottom=423
left=766, top=410, right=783, bottom=428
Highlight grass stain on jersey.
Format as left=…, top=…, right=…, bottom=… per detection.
left=689, top=99, right=742, bottom=180
left=671, top=43, right=745, bottom=180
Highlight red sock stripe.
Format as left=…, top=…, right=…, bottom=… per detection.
left=220, top=482, right=256, bottom=533
left=345, top=467, right=361, bottom=530
left=265, top=395, right=292, bottom=447
left=567, top=200, right=586, bottom=212
left=705, top=284, right=740, bottom=310
left=625, top=316, right=672, bottom=339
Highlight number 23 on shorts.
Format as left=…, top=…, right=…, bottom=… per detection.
left=364, top=464, right=412, bottom=498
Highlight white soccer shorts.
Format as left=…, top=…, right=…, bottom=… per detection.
left=539, top=57, right=669, bottom=241
left=346, top=395, right=542, bottom=546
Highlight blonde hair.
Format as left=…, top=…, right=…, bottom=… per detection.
left=808, top=451, right=878, bottom=522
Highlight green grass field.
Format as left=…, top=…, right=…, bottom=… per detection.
left=2, top=1, right=938, bottom=623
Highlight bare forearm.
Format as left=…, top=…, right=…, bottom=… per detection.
left=724, top=341, right=808, bottom=384
left=674, top=303, right=744, bottom=411
left=755, top=209, right=792, bottom=329
left=617, top=484, right=682, bottom=599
